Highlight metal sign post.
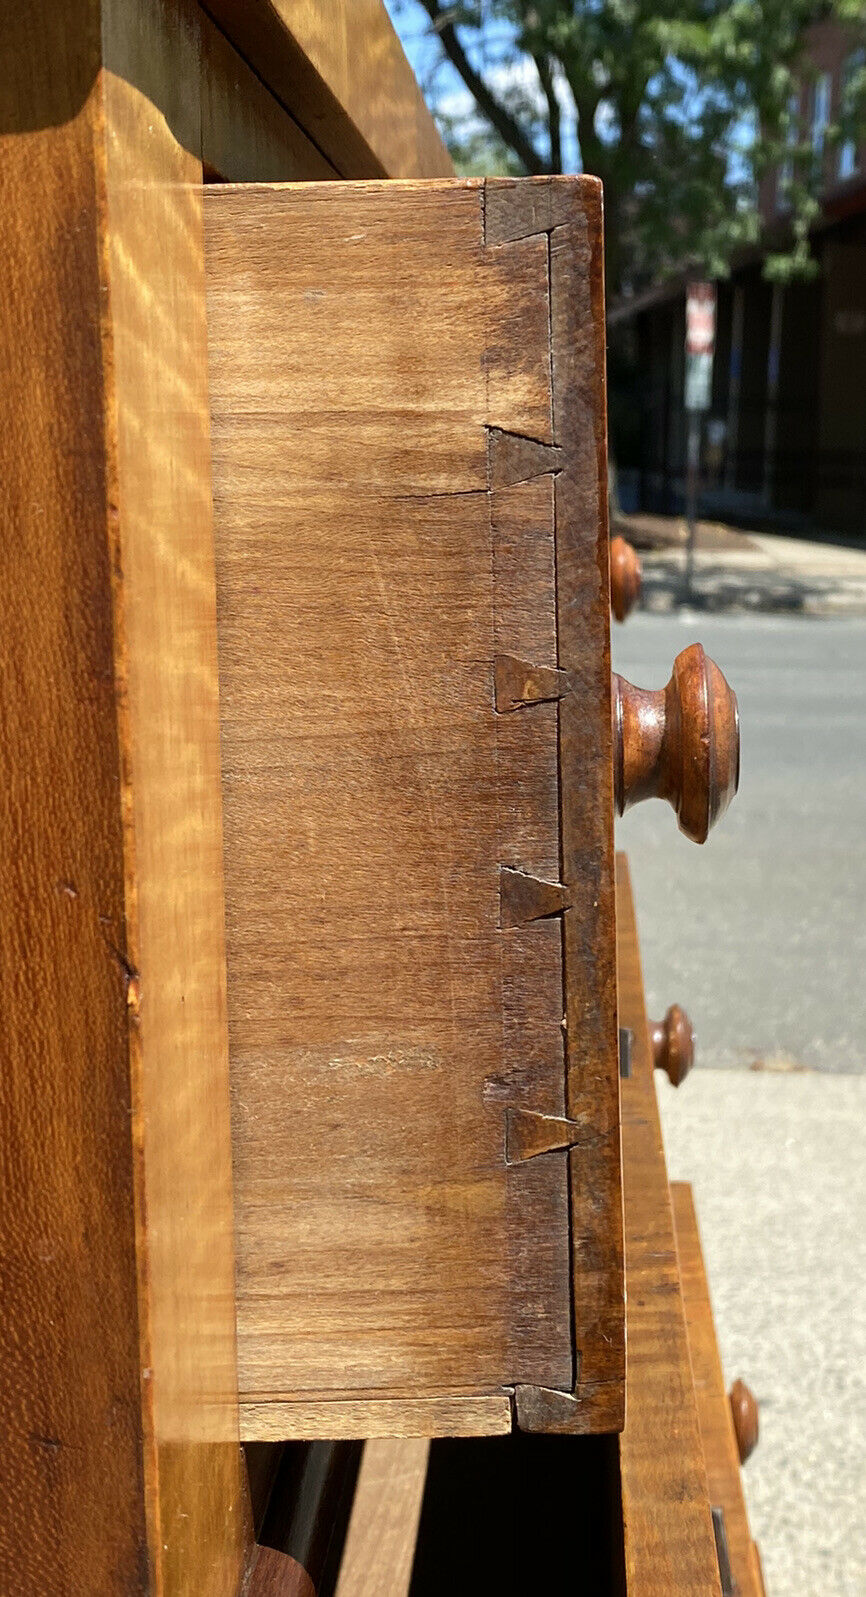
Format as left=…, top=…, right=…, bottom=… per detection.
left=683, top=281, right=716, bottom=602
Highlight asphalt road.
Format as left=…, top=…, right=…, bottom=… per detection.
left=613, top=612, right=866, bottom=1074
left=614, top=612, right=866, bottom=1596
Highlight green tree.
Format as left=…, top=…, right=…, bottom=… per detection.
left=395, top=2, right=866, bottom=297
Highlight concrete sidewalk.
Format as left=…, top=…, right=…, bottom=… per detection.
left=660, top=1070, right=866, bottom=1597
left=615, top=514, right=866, bottom=615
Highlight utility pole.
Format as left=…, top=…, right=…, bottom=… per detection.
left=683, top=281, right=716, bottom=603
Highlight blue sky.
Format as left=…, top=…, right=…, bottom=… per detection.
left=385, top=1, right=513, bottom=98
left=384, top=0, right=583, bottom=170
left=384, top=3, right=756, bottom=186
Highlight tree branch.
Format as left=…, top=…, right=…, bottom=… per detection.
left=419, top=0, right=546, bottom=174
left=533, top=53, right=563, bottom=172
left=564, top=77, right=604, bottom=177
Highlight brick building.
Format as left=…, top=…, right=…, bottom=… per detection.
left=609, top=19, right=866, bottom=536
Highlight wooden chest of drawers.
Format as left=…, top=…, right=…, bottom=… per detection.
left=1, top=3, right=752, bottom=1592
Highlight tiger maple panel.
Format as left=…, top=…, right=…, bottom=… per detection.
left=616, top=855, right=721, bottom=1594
left=672, top=1184, right=764, bottom=1597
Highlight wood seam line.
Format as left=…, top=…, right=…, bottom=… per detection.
left=489, top=186, right=576, bottom=1418
left=198, top=8, right=341, bottom=178
left=484, top=204, right=578, bottom=1400
left=508, top=178, right=626, bottom=1437
left=198, top=2, right=388, bottom=179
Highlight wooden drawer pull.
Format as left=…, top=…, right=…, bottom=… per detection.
left=651, top=1004, right=694, bottom=1086
left=610, top=535, right=642, bottom=621
left=729, top=1379, right=759, bottom=1463
left=612, top=643, right=739, bottom=842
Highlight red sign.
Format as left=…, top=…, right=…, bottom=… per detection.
left=686, top=281, right=716, bottom=357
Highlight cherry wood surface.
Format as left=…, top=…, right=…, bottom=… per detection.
left=499, top=177, right=624, bottom=1439
left=205, top=175, right=621, bottom=1438
left=651, top=1004, right=695, bottom=1087
left=610, top=535, right=642, bottom=621
left=673, top=1185, right=764, bottom=1597
left=248, top=1546, right=316, bottom=1597
left=0, top=2, right=255, bottom=1592
left=729, top=1378, right=760, bottom=1465
left=613, top=643, right=740, bottom=842
left=616, top=856, right=722, bottom=1596
left=0, top=9, right=146, bottom=1589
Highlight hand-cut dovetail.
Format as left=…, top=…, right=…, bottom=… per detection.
left=500, top=866, right=571, bottom=927
left=506, top=1108, right=584, bottom=1164
left=488, top=428, right=563, bottom=487
left=484, top=176, right=580, bottom=245
left=494, top=654, right=570, bottom=713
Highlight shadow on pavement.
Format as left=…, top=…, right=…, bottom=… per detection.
left=641, top=560, right=849, bottom=615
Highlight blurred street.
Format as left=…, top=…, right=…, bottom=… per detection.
left=614, top=612, right=866, bottom=1072
left=615, top=610, right=866, bottom=1596
left=617, top=518, right=866, bottom=616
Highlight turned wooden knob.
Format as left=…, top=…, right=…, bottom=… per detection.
left=612, top=643, right=739, bottom=843
left=729, top=1379, right=759, bottom=1463
left=610, top=536, right=642, bottom=621
left=651, top=1005, right=694, bottom=1086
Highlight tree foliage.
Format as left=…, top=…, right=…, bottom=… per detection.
left=393, top=1, right=866, bottom=297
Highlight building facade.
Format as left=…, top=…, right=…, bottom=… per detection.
left=609, top=20, right=866, bottom=536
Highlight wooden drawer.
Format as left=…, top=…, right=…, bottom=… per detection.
left=245, top=855, right=762, bottom=1593
left=204, top=175, right=623, bottom=1439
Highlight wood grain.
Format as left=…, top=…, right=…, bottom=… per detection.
left=0, top=2, right=248, bottom=1591
left=0, top=9, right=146, bottom=1590
left=239, top=1398, right=512, bottom=1443
left=202, top=0, right=452, bottom=178
left=101, top=5, right=246, bottom=1589
left=490, top=179, right=623, bottom=1437
left=206, top=177, right=617, bottom=1435
left=545, top=175, right=622, bottom=1433
left=616, top=855, right=722, bottom=1595
left=672, top=1184, right=764, bottom=1597
left=208, top=178, right=566, bottom=1407
left=334, top=1439, right=429, bottom=1597
left=249, top=1546, right=315, bottom=1597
